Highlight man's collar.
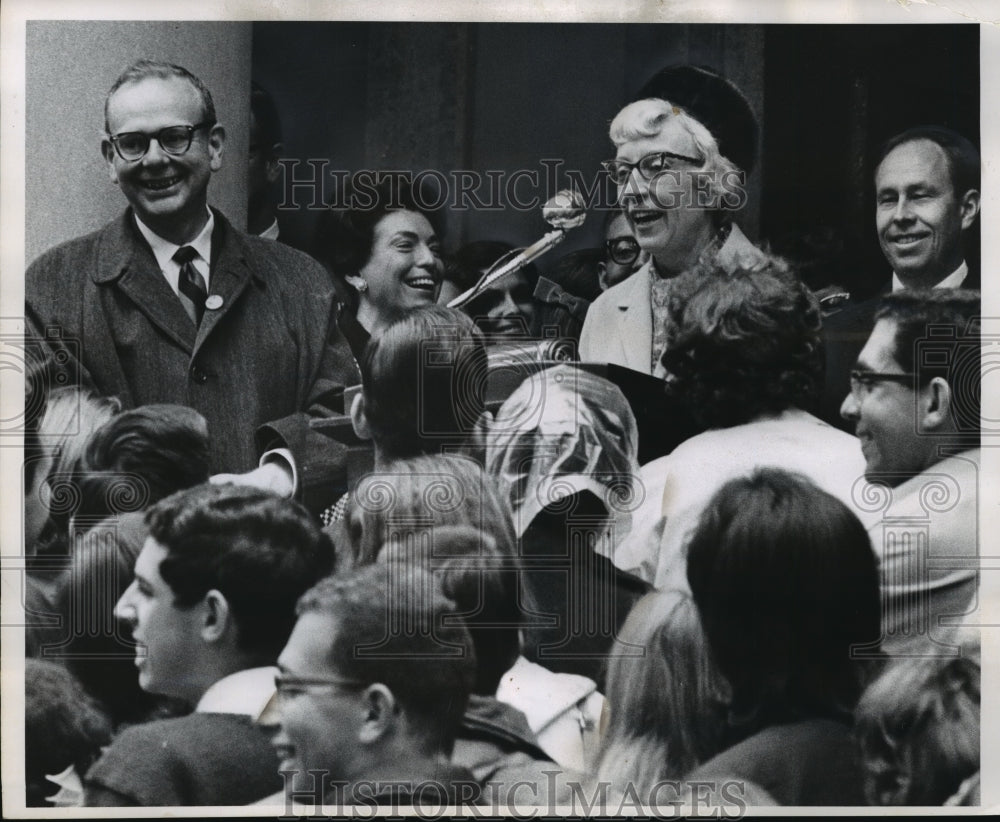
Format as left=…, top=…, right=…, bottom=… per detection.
left=196, top=665, right=277, bottom=719
left=892, top=260, right=967, bottom=292
left=134, top=207, right=214, bottom=270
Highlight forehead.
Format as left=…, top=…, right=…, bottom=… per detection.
left=106, top=76, right=204, bottom=132
left=135, top=536, right=170, bottom=581
left=278, top=612, right=340, bottom=674
left=615, top=116, right=699, bottom=161
left=858, top=318, right=902, bottom=370
left=373, top=210, right=435, bottom=241
left=875, top=139, right=952, bottom=193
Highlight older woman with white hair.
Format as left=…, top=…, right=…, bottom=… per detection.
left=580, top=66, right=766, bottom=375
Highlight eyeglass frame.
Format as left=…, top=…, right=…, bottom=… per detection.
left=605, top=236, right=642, bottom=266
left=848, top=368, right=918, bottom=397
left=106, top=121, right=215, bottom=162
left=601, top=151, right=706, bottom=186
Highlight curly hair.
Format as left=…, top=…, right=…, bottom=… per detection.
left=660, top=257, right=823, bottom=428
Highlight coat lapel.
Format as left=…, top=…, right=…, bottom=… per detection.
left=193, top=214, right=259, bottom=355
left=97, top=213, right=196, bottom=353
left=615, top=265, right=653, bottom=373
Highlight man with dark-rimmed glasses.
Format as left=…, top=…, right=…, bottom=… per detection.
left=840, top=288, right=980, bottom=655
left=25, top=59, right=356, bottom=499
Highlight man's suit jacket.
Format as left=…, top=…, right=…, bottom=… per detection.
left=578, top=223, right=764, bottom=373
left=26, top=209, right=359, bottom=501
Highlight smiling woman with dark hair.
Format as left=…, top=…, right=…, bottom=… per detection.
left=313, top=175, right=445, bottom=360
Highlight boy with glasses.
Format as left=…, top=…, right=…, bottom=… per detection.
left=840, top=288, right=980, bottom=655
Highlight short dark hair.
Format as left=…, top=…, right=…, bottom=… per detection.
left=685, top=468, right=881, bottom=734
left=661, top=259, right=823, bottom=428
left=25, top=659, right=112, bottom=806
left=448, top=241, right=540, bottom=292
left=382, top=525, right=521, bottom=695
left=68, top=404, right=211, bottom=527
left=145, top=484, right=334, bottom=660
left=296, top=562, right=475, bottom=755
left=105, top=59, right=216, bottom=133
left=360, top=306, right=488, bottom=460
left=855, top=654, right=979, bottom=805
left=876, top=126, right=980, bottom=199
left=314, top=175, right=441, bottom=312
left=874, top=288, right=980, bottom=384
left=250, top=80, right=282, bottom=155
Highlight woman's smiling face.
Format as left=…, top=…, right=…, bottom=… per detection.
left=358, top=210, right=444, bottom=321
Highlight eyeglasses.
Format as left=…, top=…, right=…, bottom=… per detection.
left=849, top=369, right=917, bottom=397
left=605, top=236, right=641, bottom=266
left=274, top=673, right=366, bottom=697
left=108, top=122, right=213, bottom=162
left=601, top=151, right=705, bottom=186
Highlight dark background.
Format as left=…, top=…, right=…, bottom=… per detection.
left=251, top=23, right=979, bottom=298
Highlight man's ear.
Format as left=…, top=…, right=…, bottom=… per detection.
left=959, top=188, right=981, bottom=231
left=350, top=393, right=372, bottom=441
left=208, top=123, right=226, bottom=173
left=358, top=683, right=397, bottom=744
left=597, top=261, right=610, bottom=291
left=265, top=143, right=283, bottom=185
left=201, top=589, right=231, bottom=643
left=920, top=376, right=953, bottom=432
left=101, top=140, right=120, bottom=184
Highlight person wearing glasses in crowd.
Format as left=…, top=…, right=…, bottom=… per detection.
left=821, top=126, right=981, bottom=427
left=264, top=563, right=479, bottom=809
left=83, top=484, right=334, bottom=806
left=26, top=60, right=356, bottom=507
left=598, top=208, right=643, bottom=291
left=579, top=65, right=766, bottom=375
left=840, top=289, right=980, bottom=655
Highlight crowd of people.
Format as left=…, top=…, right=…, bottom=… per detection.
left=20, top=57, right=982, bottom=811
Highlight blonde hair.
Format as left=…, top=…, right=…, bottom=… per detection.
left=592, top=590, right=729, bottom=793
left=609, top=98, right=741, bottom=218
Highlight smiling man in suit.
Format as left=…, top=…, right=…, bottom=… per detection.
left=25, top=60, right=356, bottom=506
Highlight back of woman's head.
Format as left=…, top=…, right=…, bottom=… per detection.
left=30, top=388, right=121, bottom=542
left=25, top=659, right=112, bottom=806
left=349, top=453, right=516, bottom=568
left=598, top=590, right=728, bottom=786
left=855, top=654, right=979, bottom=806
left=661, top=260, right=823, bottom=428
left=360, top=305, right=488, bottom=460
left=685, top=468, right=881, bottom=731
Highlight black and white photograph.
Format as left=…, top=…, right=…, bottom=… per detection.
left=2, top=0, right=995, bottom=816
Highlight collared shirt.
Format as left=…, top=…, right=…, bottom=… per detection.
left=892, top=260, right=967, bottom=292
left=134, top=208, right=214, bottom=297
left=195, top=665, right=278, bottom=720
left=258, top=218, right=280, bottom=241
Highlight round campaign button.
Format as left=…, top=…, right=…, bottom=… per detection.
left=205, top=295, right=224, bottom=311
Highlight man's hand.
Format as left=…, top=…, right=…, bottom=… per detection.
left=211, top=462, right=294, bottom=498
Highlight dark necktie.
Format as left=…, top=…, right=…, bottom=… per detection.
left=174, top=245, right=208, bottom=326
